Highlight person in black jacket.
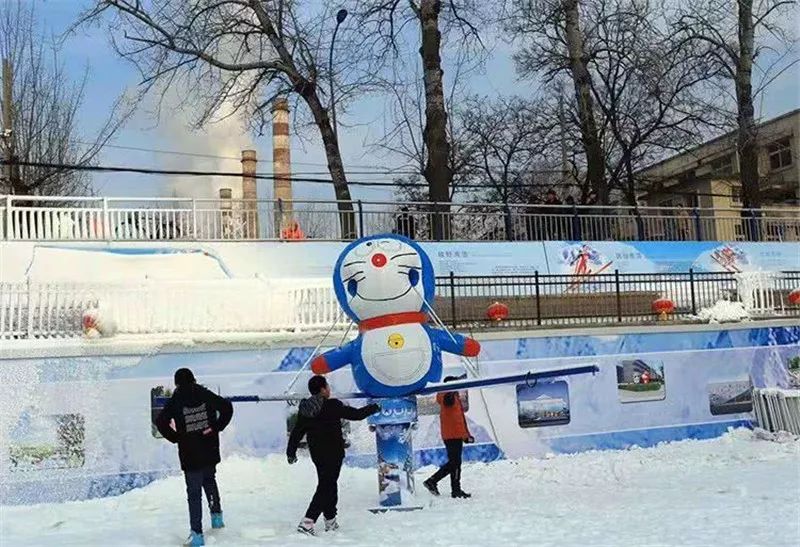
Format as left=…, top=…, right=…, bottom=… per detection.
left=287, top=375, right=380, bottom=536
left=155, top=368, right=234, bottom=547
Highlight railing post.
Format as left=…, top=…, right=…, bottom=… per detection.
left=634, top=207, right=644, bottom=240
left=277, top=198, right=284, bottom=239
left=4, top=195, right=11, bottom=240
left=26, top=277, right=33, bottom=339
left=692, top=208, right=703, bottom=241
left=357, top=200, right=364, bottom=238
left=191, top=199, right=198, bottom=240
left=102, top=198, right=110, bottom=241
left=534, top=270, right=542, bottom=326
left=615, top=269, right=622, bottom=323
left=449, top=271, right=457, bottom=329
left=689, top=268, right=697, bottom=315
left=571, top=205, right=581, bottom=241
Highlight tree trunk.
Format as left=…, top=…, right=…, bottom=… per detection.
left=562, top=0, right=608, bottom=204
left=302, top=91, right=356, bottom=239
left=735, top=0, right=760, bottom=241
left=419, top=0, right=452, bottom=240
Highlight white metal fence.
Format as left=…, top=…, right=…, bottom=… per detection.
left=2, top=195, right=799, bottom=242
left=753, top=388, right=800, bottom=435
left=0, top=278, right=340, bottom=339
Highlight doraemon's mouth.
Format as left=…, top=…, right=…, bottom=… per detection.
left=354, top=285, right=415, bottom=302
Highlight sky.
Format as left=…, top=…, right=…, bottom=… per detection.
left=27, top=1, right=800, bottom=202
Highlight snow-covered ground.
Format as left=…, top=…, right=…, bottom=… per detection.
left=2, top=429, right=798, bottom=546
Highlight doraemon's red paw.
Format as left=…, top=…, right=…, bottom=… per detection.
left=463, top=338, right=481, bottom=357
left=311, top=355, right=331, bottom=374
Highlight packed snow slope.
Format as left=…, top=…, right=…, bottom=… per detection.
left=1, top=430, right=798, bottom=546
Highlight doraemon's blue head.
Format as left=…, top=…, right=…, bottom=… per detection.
left=332, top=234, right=435, bottom=322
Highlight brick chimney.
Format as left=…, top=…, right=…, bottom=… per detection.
left=241, top=149, right=258, bottom=238
left=271, top=97, right=293, bottom=236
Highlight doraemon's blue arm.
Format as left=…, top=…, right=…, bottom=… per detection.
left=311, top=340, right=358, bottom=375
left=428, top=327, right=481, bottom=357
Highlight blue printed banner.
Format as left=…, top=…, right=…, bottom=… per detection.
left=375, top=422, right=415, bottom=507
left=368, top=396, right=417, bottom=426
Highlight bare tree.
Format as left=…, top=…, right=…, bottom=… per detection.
left=585, top=0, right=723, bottom=205
left=507, top=0, right=609, bottom=204
left=459, top=95, right=560, bottom=236
left=81, top=0, right=379, bottom=237
left=0, top=1, right=128, bottom=195
left=358, top=0, right=486, bottom=239
left=674, top=0, right=797, bottom=210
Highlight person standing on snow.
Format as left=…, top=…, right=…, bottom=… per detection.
left=287, top=375, right=380, bottom=535
left=423, top=376, right=474, bottom=498
left=154, top=368, right=234, bottom=547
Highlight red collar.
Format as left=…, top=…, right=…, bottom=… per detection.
left=359, top=312, right=428, bottom=333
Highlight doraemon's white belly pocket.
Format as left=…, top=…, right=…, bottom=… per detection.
left=361, top=324, right=432, bottom=387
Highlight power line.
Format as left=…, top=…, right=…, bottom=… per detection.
left=1, top=159, right=748, bottom=199
left=78, top=140, right=415, bottom=171
left=0, top=159, right=568, bottom=190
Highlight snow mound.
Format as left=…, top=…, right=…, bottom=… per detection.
left=2, top=430, right=798, bottom=546
left=697, top=300, right=750, bottom=323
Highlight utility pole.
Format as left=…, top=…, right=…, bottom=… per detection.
left=2, top=58, right=13, bottom=193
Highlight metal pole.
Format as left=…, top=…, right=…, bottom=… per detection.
left=329, top=9, right=348, bottom=141
left=449, top=271, right=457, bottom=329
left=615, top=269, right=622, bottom=322
left=534, top=270, right=542, bottom=326
left=689, top=268, right=697, bottom=316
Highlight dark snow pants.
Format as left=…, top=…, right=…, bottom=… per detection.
left=184, top=465, right=222, bottom=534
left=305, top=451, right=344, bottom=522
left=428, top=439, right=463, bottom=492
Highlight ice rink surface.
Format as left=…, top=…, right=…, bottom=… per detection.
left=2, top=429, right=798, bottom=546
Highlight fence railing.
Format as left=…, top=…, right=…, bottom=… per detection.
left=2, top=271, right=798, bottom=340
left=0, top=278, right=339, bottom=339
left=2, top=195, right=799, bottom=243
left=435, top=270, right=800, bottom=329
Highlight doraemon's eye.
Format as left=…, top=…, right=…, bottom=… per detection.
left=352, top=244, right=372, bottom=258
left=347, top=279, right=358, bottom=297
left=377, top=239, right=402, bottom=252
left=408, top=268, right=420, bottom=287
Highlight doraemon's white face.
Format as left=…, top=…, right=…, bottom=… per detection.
left=338, top=238, right=425, bottom=321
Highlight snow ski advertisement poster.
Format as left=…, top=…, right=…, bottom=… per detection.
left=311, top=234, right=480, bottom=398
left=370, top=397, right=418, bottom=507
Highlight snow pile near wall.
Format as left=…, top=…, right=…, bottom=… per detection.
left=25, top=246, right=230, bottom=282
left=697, top=300, right=750, bottom=323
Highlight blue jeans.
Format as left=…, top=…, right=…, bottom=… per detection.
left=184, top=465, right=221, bottom=534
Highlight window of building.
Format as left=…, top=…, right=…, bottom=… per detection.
left=730, top=186, right=742, bottom=205
left=768, top=138, right=792, bottom=171
left=734, top=223, right=745, bottom=242
left=710, top=154, right=734, bottom=176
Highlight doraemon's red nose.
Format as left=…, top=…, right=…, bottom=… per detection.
left=371, top=253, right=387, bottom=268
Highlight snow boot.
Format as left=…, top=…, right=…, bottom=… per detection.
left=423, top=479, right=440, bottom=496
left=324, top=517, right=339, bottom=532
left=451, top=490, right=472, bottom=499
left=183, top=531, right=205, bottom=546
left=211, top=512, right=225, bottom=529
left=297, top=518, right=316, bottom=536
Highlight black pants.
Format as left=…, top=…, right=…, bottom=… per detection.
left=305, top=451, right=344, bottom=522
left=184, top=465, right=222, bottom=534
left=428, top=439, right=463, bottom=492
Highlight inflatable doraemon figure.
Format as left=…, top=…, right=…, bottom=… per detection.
left=311, top=234, right=480, bottom=397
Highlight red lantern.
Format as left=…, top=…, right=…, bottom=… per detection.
left=486, top=301, right=509, bottom=322
left=789, top=288, right=800, bottom=306
left=652, top=298, right=675, bottom=320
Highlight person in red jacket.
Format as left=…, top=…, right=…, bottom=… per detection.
left=423, top=376, right=473, bottom=498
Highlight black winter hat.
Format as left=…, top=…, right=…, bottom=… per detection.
left=174, top=368, right=196, bottom=387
